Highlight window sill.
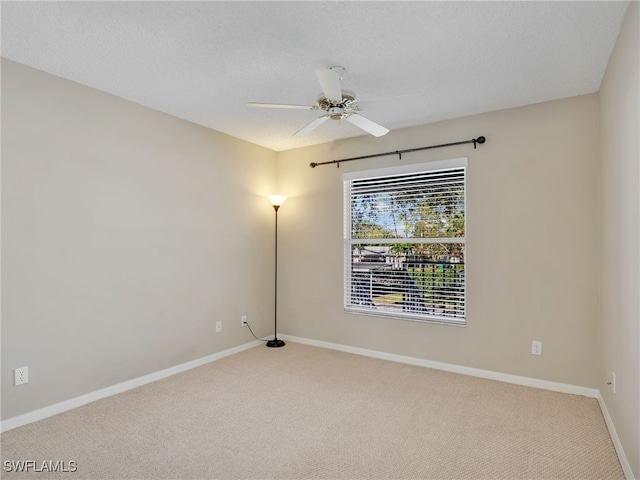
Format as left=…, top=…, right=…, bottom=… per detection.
left=344, top=306, right=466, bottom=327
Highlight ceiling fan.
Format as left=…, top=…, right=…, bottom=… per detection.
left=247, top=66, right=390, bottom=138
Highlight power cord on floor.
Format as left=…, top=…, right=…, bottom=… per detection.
left=245, top=320, right=270, bottom=342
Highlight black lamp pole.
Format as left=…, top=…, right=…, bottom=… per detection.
left=266, top=201, right=285, bottom=348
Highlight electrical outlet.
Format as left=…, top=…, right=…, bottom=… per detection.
left=241, top=315, right=247, bottom=327
left=531, top=341, right=542, bottom=356
left=215, top=321, right=222, bottom=333
left=14, top=366, right=29, bottom=386
left=609, top=372, right=616, bottom=394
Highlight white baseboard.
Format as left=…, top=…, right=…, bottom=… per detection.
left=0, top=340, right=262, bottom=433
left=597, top=393, right=636, bottom=480
left=280, top=334, right=599, bottom=397
left=3, top=334, right=633, bottom=480
left=281, top=334, right=639, bottom=478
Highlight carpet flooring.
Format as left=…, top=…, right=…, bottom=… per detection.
left=1, top=342, right=624, bottom=479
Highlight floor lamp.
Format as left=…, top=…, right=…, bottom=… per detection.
left=266, top=195, right=286, bottom=348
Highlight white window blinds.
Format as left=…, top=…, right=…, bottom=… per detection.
left=344, top=159, right=467, bottom=325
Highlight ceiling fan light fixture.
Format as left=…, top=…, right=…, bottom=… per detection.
left=328, top=106, right=344, bottom=120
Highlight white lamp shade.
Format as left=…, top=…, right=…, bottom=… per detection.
left=267, top=195, right=287, bottom=207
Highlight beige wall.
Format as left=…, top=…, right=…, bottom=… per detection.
left=1, top=59, right=277, bottom=420
left=2, top=9, right=638, bottom=471
left=599, top=2, right=640, bottom=477
left=277, top=94, right=601, bottom=389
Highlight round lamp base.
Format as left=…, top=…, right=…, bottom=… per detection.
left=266, top=338, right=286, bottom=348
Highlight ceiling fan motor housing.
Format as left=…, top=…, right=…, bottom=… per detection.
left=316, top=93, right=359, bottom=120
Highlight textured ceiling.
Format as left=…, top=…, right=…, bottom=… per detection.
left=1, top=1, right=629, bottom=152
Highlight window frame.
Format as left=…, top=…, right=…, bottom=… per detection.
left=343, top=157, right=468, bottom=327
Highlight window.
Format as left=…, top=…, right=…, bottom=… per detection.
left=344, top=158, right=467, bottom=326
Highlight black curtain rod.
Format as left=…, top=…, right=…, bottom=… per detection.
left=309, top=136, right=486, bottom=168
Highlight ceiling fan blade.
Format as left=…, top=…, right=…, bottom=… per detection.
left=294, top=115, right=329, bottom=137
left=345, top=114, right=389, bottom=137
left=247, top=102, right=314, bottom=109
left=314, top=68, right=342, bottom=103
